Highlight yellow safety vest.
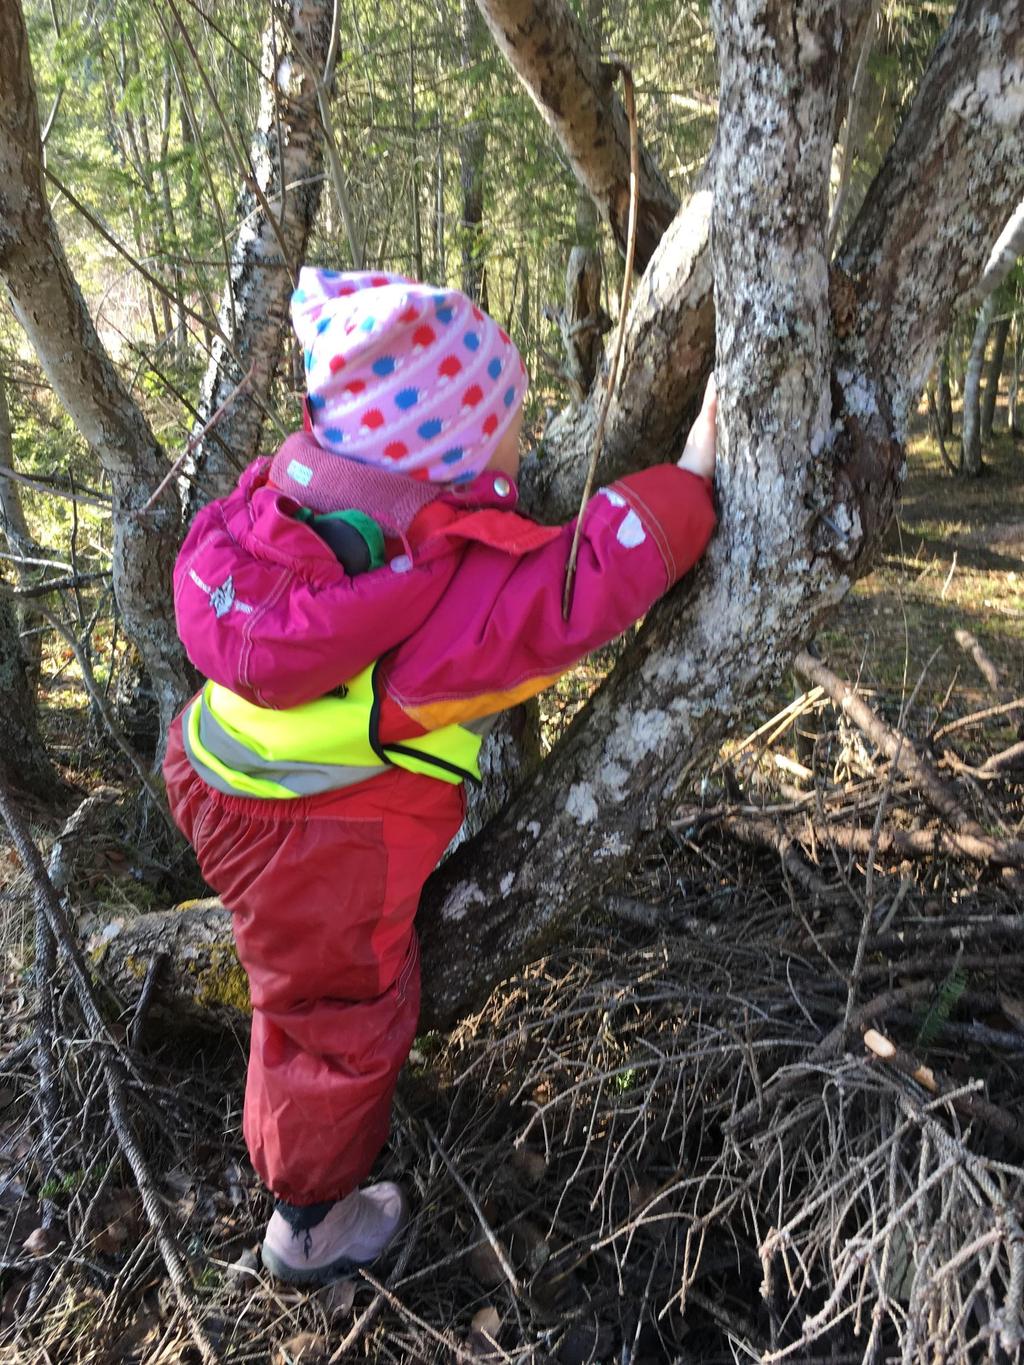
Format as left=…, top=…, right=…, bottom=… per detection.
left=182, top=662, right=482, bottom=800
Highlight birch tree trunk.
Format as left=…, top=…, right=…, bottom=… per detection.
left=962, top=294, right=994, bottom=475
left=459, top=0, right=489, bottom=305
left=960, top=195, right=1024, bottom=471
left=0, top=1, right=194, bottom=741
left=0, top=369, right=44, bottom=688
left=183, top=0, right=333, bottom=516
left=937, top=340, right=954, bottom=437
left=416, top=0, right=1024, bottom=1028
left=981, top=312, right=1011, bottom=437
left=0, top=371, right=59, bottom=799
left=0, top=587, right=62, bottom=801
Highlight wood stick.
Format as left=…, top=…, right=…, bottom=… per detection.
left=864, top=1028, right=1024, bottom=1148
left=139, top=362, right=254, bottom=514
left=794, top=650, right=968, bottom=831
left=954, top=628, right=1006, bottom=700
left=0, top=776, right=219, bottom=1365
left=13, top=570, right=110, bottom=600
left=933, top=698, right=1024, bottom=741
left=794, top=819, right=1024, bottom=868
left=979, top=740, right=1024, bottom=776
left=563, top=64, right=640, bottom=618
left=708, top=812, right=836, bottom=899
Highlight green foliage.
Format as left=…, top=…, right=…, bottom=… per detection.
left=5, top=0, right=1006, bottom=587
left=916, top=962, right=968, bottom=1050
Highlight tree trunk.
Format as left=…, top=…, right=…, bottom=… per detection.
left=1010, top=313, right=1023, bottom=437
left=0, top=369, right=44, bottom=688
left=981, top=313, right=1011, bottom=438
left=473, top=0, right=678, bottom=269
left=0, top=375, right=58, bottom=798
left=0, top=1, right=195, bottom=742
left=516, top=0, right=876, bottom=522
left=409, top=25, right=424, bottom=281
left=459, top=0, right=488, bottom=303
left=416, top=0, right=1024, bottom=1029
left=962, top=294, right=993, bottom=476
left=80, top=0, right=1024, bottom=1032
left=0, top=586, right=62, bottom=802
left=937, top=339, right=954, bottom=437
left=183, top=0, right=333, bottom=516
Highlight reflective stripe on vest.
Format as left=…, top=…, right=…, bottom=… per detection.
left=181, top=662, right=482, bottom=799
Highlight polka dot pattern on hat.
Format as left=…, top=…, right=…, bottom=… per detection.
left=291, top=267, right=528, bottom=485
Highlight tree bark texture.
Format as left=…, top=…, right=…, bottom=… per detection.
left=0, top=1, right=195, bottom=741
left=521, top=1, right=877, bottom=525
left=184, top=0, right=332, bottom=516
left=459, top=0, right=489, bottom=305
left=473, top=0, right=678, bottom=269
left=837, top=2, right=1024, bottom=433
left=414, top=0, right=1024, bottom=1030
left=0, top=586, right=61, bottom=801
left=981, top=312, right=1011, bottom=436
left=962, top=294, right=994, bottom=475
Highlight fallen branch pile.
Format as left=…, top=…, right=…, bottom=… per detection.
left=1, top=641, right=1022, bottom=1362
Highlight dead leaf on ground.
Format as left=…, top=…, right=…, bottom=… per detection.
left=225, top=1245, right=259, bottom=1290
left=91, top=1188, right=142, bottom=1254
left=557, top=1317, right=614, bottom=1365
left=510, top=1217, right=549, bottom=1273
left=509, top=1147, right=547, bottom=1187
left=109, top=1306, right=162, bottom=1358
left=274, top=1331, right=327, bottom=1364
left=468, top=1238, right=508, bottom=1288
left=22, top=1225, right=59, bottom=1257
left=0, top=1173, right=27, bottom=1209
left=1, top=1276, right=29, bottom=1325
left=316, top=1275, right=356, bottom=1321
left=468, top=1305, right=502, bottom=1358
left=999, top=995, right=1024, bottom=1032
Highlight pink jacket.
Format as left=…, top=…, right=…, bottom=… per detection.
left=172, top=432, right=716, bottom=745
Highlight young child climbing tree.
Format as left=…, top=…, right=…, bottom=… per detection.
left=162, top=267, right=719, bottom=1285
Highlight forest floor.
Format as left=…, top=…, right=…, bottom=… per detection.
left=1, top=419, right=1023, bottom=1364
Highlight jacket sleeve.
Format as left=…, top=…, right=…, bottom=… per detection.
left=379, top=464, right=716, bottom=732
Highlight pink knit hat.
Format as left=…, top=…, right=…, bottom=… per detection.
left=289, top=267, right=528, bottom=486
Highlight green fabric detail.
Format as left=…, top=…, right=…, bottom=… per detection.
left=298, top=507, right=386, bottom=569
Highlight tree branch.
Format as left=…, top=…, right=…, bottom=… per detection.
left=473, top=0, right=678, bottom=268
left=839, top=0, right=1024, bottom=431
left=183, top=0, right=334, bottom=514
left=0, top=0, right=194, bottom=737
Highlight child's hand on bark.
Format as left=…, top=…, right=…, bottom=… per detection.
left=677, top=374, right=717, bottom=481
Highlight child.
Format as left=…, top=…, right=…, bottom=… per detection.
left=163, top=267, right=718, bottom=1285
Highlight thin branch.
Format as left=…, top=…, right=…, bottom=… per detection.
left=39, top=609, right=175, bottom=833
left=138, top=363, right=254, bottom=513
left=563, top=64, right=640, bottom=618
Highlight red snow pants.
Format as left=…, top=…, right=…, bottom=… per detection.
left=164, top=713, right=465, bottom=1206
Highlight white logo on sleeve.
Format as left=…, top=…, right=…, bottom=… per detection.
left=616, top=509, right=647, bottom=548
left=189, top=568, right=254, bottom=616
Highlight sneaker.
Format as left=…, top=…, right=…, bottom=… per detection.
left=261, top=1182, right=409, bottom=1287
